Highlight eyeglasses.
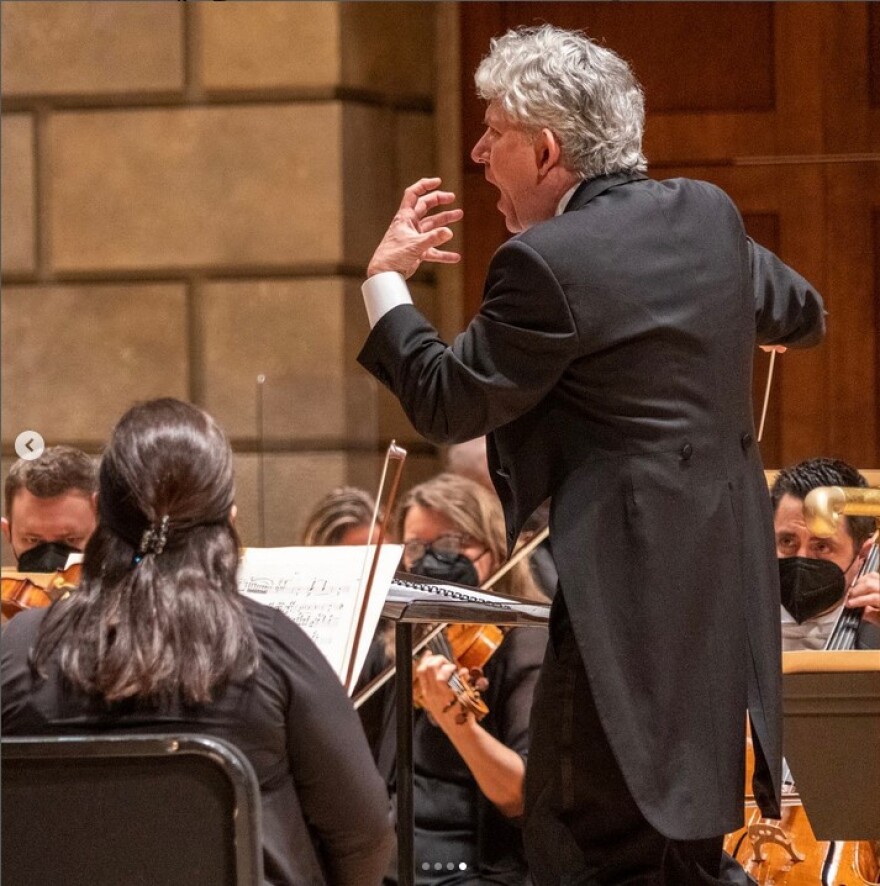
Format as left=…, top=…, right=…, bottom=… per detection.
left=402, top=533, right=473, bottom=565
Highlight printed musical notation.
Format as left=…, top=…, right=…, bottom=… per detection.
left=242, top=575, right=349, bottom=649
left=238, top=544, right=404, bottom=690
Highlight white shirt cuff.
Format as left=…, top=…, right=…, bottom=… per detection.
left=362, top=272, right=413, bottom=328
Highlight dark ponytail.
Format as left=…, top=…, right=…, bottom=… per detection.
left=32, top=399, right=259, bottom=705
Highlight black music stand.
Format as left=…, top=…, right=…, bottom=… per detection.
left=382, top=573, right=551, bottom=886
left=782, top=651, right=880, bottom=840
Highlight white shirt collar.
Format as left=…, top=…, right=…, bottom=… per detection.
left=555, top=181, right=583, bottom=216
left=780, top=603, right=844, bottom=651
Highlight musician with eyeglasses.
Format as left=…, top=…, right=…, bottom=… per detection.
left=357, top=472, right=548, bottom=885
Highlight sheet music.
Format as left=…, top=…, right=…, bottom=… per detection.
left=238, top=544, right=404, bottom=690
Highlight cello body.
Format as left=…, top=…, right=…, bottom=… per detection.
left=724, top=801, right=879, bottom=885
left=725, top=694, right=879, bottom=886
left=724, top=540, right=880, bottom=884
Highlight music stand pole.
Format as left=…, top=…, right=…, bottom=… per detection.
left=383, top=576, right=550, bottom=885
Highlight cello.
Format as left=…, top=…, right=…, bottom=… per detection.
left=723, top=538, right=880, bottom=884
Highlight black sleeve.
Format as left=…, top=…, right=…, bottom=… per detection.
left=358, top=239, right=580, bottom=444
left=264, top=608, right=395, bottom=886
left=484, top=626, right=547, bottom=759
left=1, top=608, right=45, bottom=733
left=750, top=238, right=826, bottom=348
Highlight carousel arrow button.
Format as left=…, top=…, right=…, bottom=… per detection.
left=15, top=430, right=45, bottom=461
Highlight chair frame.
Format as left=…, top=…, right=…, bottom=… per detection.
left=2, top=733, right=263, bottom=886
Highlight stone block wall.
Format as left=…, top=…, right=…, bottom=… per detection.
left=1, top=1, right=451, bottom=555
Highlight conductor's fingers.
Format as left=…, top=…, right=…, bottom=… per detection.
left=419, top=208, right=464, bottom=233
left=400, top=177, right=444, bottom=209
left=424, top=246, right=461, bottom=265
left=414, top=190, right=458, bottom=217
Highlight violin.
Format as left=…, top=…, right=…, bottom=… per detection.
left=412, top=622, right=506, bottom=723
left=353, top=526, right=548, bottom=716
left=1, top=562, right=81, bottom=620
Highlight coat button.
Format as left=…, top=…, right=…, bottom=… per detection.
left=741, top=433, right=753, bottom=449
left=680, top=442, right=693, bottom=460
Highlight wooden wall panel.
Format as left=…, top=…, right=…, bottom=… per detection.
left=459, top=3, right=505, bottom=171
left=823, top=165, right=878, bottom=467
left=461, top=169, right=508, bottom=316
left=502, top=2, right=775, bottom=113
left=460, top=1, right=880, bottom=469
left=869, top=4, right=880, bottom=108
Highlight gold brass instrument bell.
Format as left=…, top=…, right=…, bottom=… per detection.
left=803, top=486, right=880, bottom=536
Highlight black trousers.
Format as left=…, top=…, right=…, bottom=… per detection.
left=523, top=593, right=739, bottom=886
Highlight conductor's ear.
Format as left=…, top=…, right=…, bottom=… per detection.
left=535, top=128, right=562, bottom=176
left=229, top=504, right=237, bottom=527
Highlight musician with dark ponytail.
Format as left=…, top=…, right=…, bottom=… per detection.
left=1, top=397, right=395, bottom=886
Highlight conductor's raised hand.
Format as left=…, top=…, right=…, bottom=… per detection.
left=367, top=178, right=463, bottom=279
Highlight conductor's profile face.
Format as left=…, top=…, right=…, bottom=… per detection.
left=471, top=102, right=548, bottom=235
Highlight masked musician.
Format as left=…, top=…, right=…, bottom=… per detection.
left=1, top=398, right=394, bottom=886
left=2, top=446, right=97, bottom=572
left=357, top=472, right=547, bottom=885
left=771, top=457, right=880, bottom=650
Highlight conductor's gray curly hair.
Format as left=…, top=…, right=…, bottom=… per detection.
left=474, top=25, right=648, bottom=180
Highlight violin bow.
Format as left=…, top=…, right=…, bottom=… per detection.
left=343, top=440, right=407, bottom=694
left=482, top=525, right=549, bottom=590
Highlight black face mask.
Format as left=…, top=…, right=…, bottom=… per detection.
left=778, top=556, right=847, bottom=624
left=16, top=541, right=80, bottom=573
left=410, top=549, right=480, bottom=588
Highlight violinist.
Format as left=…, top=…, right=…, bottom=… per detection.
left=771, top=457, right=880, bottom=650
left=357, top=472, right=548, bottom=885
left=2, top=445, right=97, bottom=571
left=1, top=398, right=395, bottom=886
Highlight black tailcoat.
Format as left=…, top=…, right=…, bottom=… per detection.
left=359, top=174, right=825, bottom=839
